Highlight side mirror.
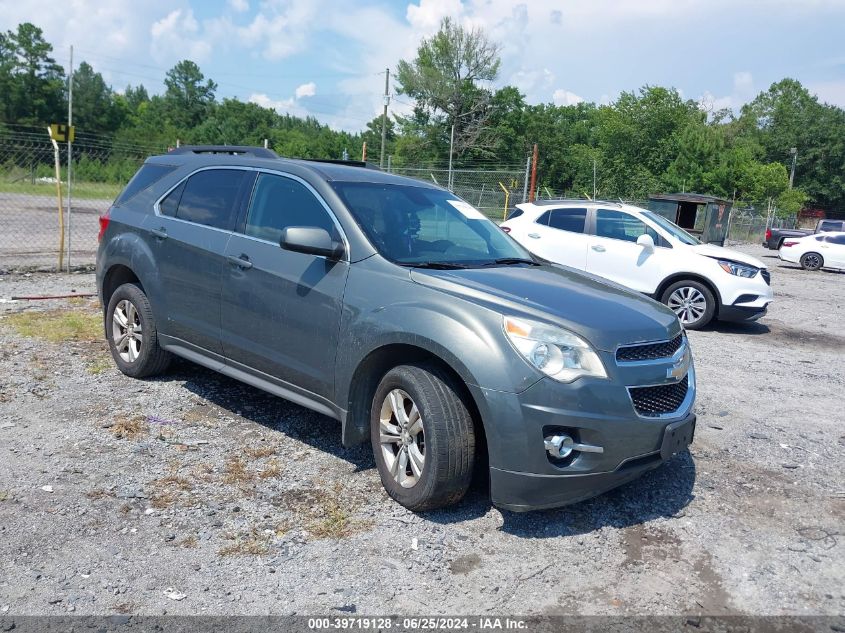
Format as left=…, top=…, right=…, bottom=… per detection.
left=637, top=233, right=655, bottom=251
left=280, top=226, right=345, bottom=260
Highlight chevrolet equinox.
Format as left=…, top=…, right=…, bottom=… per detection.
left=96, top=146, right=696, bottom=512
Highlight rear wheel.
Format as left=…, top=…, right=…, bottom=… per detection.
left=370, top=363, right=475, bottom=511
left=661, top=280, right=716, bottom=330
left=799, top=252, right=823, bottom=271
left=105, top=283, right=171, bottom=378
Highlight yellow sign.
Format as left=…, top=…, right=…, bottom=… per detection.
left=49, top=123, right=75, bottom=142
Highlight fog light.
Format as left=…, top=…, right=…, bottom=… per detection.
left=544, top=434, right=604, bottom=458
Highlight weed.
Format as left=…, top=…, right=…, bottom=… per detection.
left=86, top=354, right=113, bottom=375
left=2, top=309, right=101, bottom=343
left=218, top=528, right=270, bottom=557
left=259, top=458, right=282, bottom=479
left=222, top=456, right=253, bottom=486
left=0, top=490, right=9, bottom=501
left=149, top=491, right=177, bottom=509
left=109, top=416, right=148, bottom=440
left=179, top=535, right=199, bottom=549
left=305, top=485, right=372, bottom=540
left=85, top=488, right=114, bottom=500
left=243, top=445, right=276, bottom=459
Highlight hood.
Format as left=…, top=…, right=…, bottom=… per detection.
left=410, top=264, right=681, bottom=352
left=690, top=243, right=766, bottom=268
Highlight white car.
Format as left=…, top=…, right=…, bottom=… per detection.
left=778, top=231, right=845, bottom=271
left=501, top=200, right=773, bottom=329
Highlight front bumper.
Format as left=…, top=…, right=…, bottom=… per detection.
left=469, top=345, right=696, bottom=512
left=717, top=271, right=773, bottom=322
left=491, top=412, right=696, bottom=511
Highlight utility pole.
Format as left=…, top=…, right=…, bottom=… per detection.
left=380, top=68, right=390, bottom=169
left=789, top=147, right=798, bottom=189
left=448, top=124, right=455, bottom=191
left=522, top=154, right=530, bottom=202
left=66, top=45, right=73, bottom=273
left=592, top=157, right=596, bottom=200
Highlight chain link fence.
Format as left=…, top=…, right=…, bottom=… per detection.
left=0, top=125, right=162, bottom=272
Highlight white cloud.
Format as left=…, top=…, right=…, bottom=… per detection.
left=295, top=82, right=316, bottom=98
left=228, top=0, right=249, bottom=12
left=808, top=80, right=845, bottom=107
left=236, top=1, right=318, bottom=60
left=150, top=9, right=212, bottom=63
left=552, top=89, right=584, bottom=106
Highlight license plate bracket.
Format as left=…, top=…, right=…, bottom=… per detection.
left=660, top=416, right=696, bottom=461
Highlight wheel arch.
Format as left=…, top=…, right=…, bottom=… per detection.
left=342, top=343, right=487, bottom=461
left=655, top=273, right=723, bottom=316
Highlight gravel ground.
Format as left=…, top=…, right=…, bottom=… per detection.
left=0, top=243, right=842, bottom=616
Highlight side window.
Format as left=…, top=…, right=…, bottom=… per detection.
left=819, top=221, right=837, bottom=232
left=827, top=234, right=845, bottom=245
left=535, top=211, right=552, bottom=226
left=115, top=164, right=176, bottom=206
left=159, top=181, right=185, bottom=217
left=548, top=208, right=587, bottom=233
left=175, top=169, right=247, bottom=230
left=595, top=209, right=660, bottom=244
left=244, top=173, right=336, bottom=244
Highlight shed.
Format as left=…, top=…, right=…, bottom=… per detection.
left=648, top=193, right=733, bottom=246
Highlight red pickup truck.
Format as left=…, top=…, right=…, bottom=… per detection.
left=764, top=219, right=845, bottom=249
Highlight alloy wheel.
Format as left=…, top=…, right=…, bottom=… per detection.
left=802, top=253, right=821, bottom=270
left=112, top=299, right=143, bottom=363
left=378, top=389, right=425, bottom=488
left=667, top=286, right=707, bottom=325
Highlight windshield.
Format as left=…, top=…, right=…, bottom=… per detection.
left=643, top=211, right=701, bottom=245
left=332, top=182, right=533, bottom=266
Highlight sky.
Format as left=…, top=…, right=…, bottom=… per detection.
left=2, top=0, right=845, bottom=132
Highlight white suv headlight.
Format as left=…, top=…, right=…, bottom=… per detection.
left=718, top=259, right=759, bottom=278
left=503, top=316, right=608, bottom=383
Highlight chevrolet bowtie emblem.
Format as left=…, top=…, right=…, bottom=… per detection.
left=667, top=350, right=690, bottom=380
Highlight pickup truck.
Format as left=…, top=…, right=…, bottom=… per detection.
left=763, top=219, right=845, bottom=249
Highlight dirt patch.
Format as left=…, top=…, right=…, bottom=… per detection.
left=450, top=553, right=482, bottom=575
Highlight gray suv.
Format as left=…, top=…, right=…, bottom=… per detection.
left=96, top=146, right=696, bottom=512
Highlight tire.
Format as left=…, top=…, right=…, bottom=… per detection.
left=799, top=252, right=823, bottom=271
left=370, top=363, right=475, bottom=511
left=105, top=283, right=171, bottom=378
left=661, top=280, right=716, bottom=330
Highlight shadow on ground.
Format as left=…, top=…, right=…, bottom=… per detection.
left=157, top=357, right=697, bottom=537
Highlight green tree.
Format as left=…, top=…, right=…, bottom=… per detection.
left=361, top=115, right=396, bottom=163
left=72, top=61, right=124, bottom=133
left=1, top=23, right=65, bottom=125
left=396, top=17, right=500, bottom=159
left=163, top=60, right=217, bottom=130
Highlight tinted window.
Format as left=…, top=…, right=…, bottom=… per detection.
left=595, top=209, right=660, bottom=244
left=506, top=208, right=524, bottom=220
left=548, top=208, right=587, bottom=233
left=535, top=211, right=552, bottom=225
left=819, top=221, right=842, bottom=232
left=115, top=164, right=176, bottom=206
left=826, top=234, right=845, bottom=245
left=176, top=169, right=246, bottom=230
left=159, top=181, right=185, bottom=217
left=244, top=173, right=335, bottom=243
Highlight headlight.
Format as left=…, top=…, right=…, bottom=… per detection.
left=718, top=259, right=758, bottom=278
left=503, top=316, right=608, bottom=383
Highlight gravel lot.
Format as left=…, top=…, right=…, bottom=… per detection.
left=0, top=243, right=842, bottom=617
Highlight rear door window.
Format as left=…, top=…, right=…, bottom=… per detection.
left=243, top=173, right=336, bottom=244
left=548, top=208, right=587, bottom=233
left=174, top=169, right=247, bottom=230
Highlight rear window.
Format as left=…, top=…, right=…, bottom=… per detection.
left=506, top=208, right=524, bottom=220
left=174, top=169, right=248, bottom=230
left=548, top=208, right=587, bottom=233
left=114, top=164, right=176, bottom=206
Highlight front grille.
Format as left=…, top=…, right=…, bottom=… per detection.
left=616, top=333, right=683, bottom=363
left=629, top=375, right=689, bottom=417
left=761, top=270, right=771, bottom=285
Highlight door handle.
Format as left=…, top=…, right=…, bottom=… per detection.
left=591, top=244, right=606, bottom=252
left=151, top=227, right=167, bottom=240
left=227, top=255, right=253, bottom=269
left=527, top=233, right=541, bottom=239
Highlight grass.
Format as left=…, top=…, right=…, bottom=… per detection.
left=259, top=458, right=282, bottom=479
left=243, top=445, right=276, bottom=459
left=179, top=535, right=199, bottom=549
left=86, top=353, right=113, bottom=375
left=222, top=456, right=253, bottom=485
left=85, top=488, right=114, bottom=500
left=2, top=309, right=101, bottom=343
left=0, top=179, right=120, bottom=200
left=304, top=484, right=372, bottom=540
left=109, top=415, right=149, bottom=440
left=0, top=490, right=9, bottom=501
left=218, top=528, right=271, bottom=557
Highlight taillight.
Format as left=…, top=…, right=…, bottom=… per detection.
left=782, top=240, right=799, bottom=247
left=765, top=229, right=771, bottom=241
left=501, top=226, right=511, bottom=233
left=98, top=208, right=111, bottom=242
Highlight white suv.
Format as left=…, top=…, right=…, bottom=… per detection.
left=501, top=200, right=773, bottom=329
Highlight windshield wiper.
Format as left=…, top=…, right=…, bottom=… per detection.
left=400, top=261, right=472, bottom=270
left=481, top=257, right=541, bottom=267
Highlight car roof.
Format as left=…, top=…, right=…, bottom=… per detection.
left=146, top=150, right=442, bottom=189
left=515, top=199, right=648, bottom=215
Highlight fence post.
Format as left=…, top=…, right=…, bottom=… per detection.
left=66, top=44, right=74, bottom=272
left=522, top=155, right=530, bottom=203
left=47, top=126, right=64, bottom=271
left=529, top=144, right=538, bottom=202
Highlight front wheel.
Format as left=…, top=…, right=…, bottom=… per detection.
left=799, top=252, right=823, bottom=271
left=370, top=363, right=475, bottom=511
left=661, top=280, right=716, bottom=330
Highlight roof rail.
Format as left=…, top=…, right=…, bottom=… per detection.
left=167, top=145, right=279, bottom=159
left=299, top=158, right=379, bottom=169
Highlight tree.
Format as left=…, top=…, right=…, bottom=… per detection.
left=163, top=60, right=217, bottom=130
left=1, top=23, right=65, bottom=125
left=72, top=61, right=123, bottom=133
left=361, top=115, right=396, bottom=162
left=396, top=17, right=500, bottom=159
